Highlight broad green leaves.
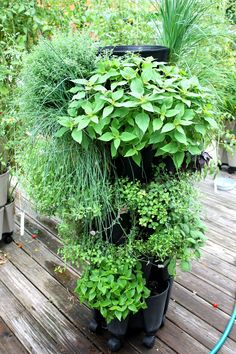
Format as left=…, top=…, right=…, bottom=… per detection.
left=161, top=123, right=175, bottom=133
left=60, top=54, right=218, bottom=167
left=135, top=112, right=150, bottom=133
left=72, top=129, right=82, bottom=144
left=131, top=78, right=144, bottom=97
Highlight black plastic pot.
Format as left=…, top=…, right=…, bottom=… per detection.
left=143, top=280, right=169, bottom=331
left=89, top=278, right=172, bottom=351
left=99, top=45, right=169, bottom=62
left=102, top=212, right=131, bottom=245
left=114, top=147, right=155, bottom=182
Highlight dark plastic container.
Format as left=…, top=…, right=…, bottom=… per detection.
left=143, top=281, right=169, bottom=334
left=89, top=278, right=173, bottom=351
left=99, top=45, right=169, bottom=62
left=114, top=147, right=155, bottom=182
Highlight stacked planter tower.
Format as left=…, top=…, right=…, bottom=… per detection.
left=88, top=45, right=173, bottom=352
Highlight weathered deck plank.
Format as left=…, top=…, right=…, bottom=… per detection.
left=0, top=282, right=65, bottom=354
left=0, top=261, right=101, bottom=354
left=0, top=318, right=29, bottom=354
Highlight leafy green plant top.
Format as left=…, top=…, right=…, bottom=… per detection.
left=58, top=54, right=218, bottom=168
left=75, top=244, right=150, bottom=323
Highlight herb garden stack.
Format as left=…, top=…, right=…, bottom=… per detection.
left=18, top=33, right=218, bottom=352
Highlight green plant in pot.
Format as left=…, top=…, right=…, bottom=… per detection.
left=0, top=115, right=16, bottom=243
left=59, top=167, right=206, bottom=351
left=18, top=42, right=212, bottom=351
left=58, top=54, right=218, bottom=180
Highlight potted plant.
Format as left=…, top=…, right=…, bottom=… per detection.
left=99, top=45, right=169, bottom=62
left=17, top=38, right=217, bottom=352
left=0, top=114, right=16, bottom=244
left=49, top=53, right=215, bottom=351
left=69, top=169, right=206, bottom=351
left=58, top=54, right=217, bottom=179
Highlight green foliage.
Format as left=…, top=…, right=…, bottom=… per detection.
left=18, top=136, right=115, bottom=239
left=0, top=0, right=86, bottom=110
left=0, top=115, right=17, bottom=174
left=84, top=0, right=155, bottom=45
left=18, top=31, right=97, bottom=136
left=74, top=243, right=150, bottom=323
left=60, top=54, right=218, bottom=168
left=155, top=0, right=208, bottom=64
left=117, top=170, right=206, bottom=275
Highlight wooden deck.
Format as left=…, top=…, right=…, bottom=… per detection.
left=0, top=176, right=236, bottom=354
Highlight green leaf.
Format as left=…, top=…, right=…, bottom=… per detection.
left=135, top=112, right=150, bottom=133
left=128, top=304, right=138, bottom=312
left=69, top=86, right=82, bottom=93
left=167, top=259, right=176, bottom=276
left=99, top=132, right=114, bottom=141
left=141, top=102, right=154, bottom=112
left=141, top=66, right=153, bottom=82
left=115, top=311, right=122, bottom=321
left=111, top=142, right=117, bottom=157
left=176, top=126, right=185, bottom=135
left=58, top=116, right=73, bottom=128
left=161, top=142, right=178, bottom=153
left=153, top=118, right=163, bottom=131
left=76, top=117, right=90, bottom=130
left=55, top=127, right=69, bottom=138
left=182, top=109, right=194, bottom=120
left=103, top=106, right=114, bottom=118
left=149, top=132, right=165, bottom=144
left=120, top=67, right=136, bottom=80
left=73, top=91, right=85, bottom=100
left=114, top=138, right=121, bottom=150
left=204, top=117, right=218, bottom=129
left=72, top=78, right=87, bottom=85
left=161, top=123, right=175, bottom=133
left=165, top=109, right=180, bottom=117
left=180, top=120, right=193, bottom=126
left=120, top=132, right=137, bottom=142
left=131, top=78, right=144, bottom=97
left=188, top=145, right=201, bottom=155
left=71, top=129, right=82, bottom=144
left=173, top=151, right=185, bottom=169
left=112, top=89, right=124, bottom=101
left=111, top=81, right=127, bottom=90
left=174, top=130, right=187, bottom=144
left=118, top=101, right=138, bottom=108
left=124, top=149, right=136, bottom=157
left=160, top=103, right=167, bottom=115
left=132, top=152, right=141, bottom=166
left=81, top=101, right=93, bottom=115
left=180, top=260, right=192, bottom=272
left=195, top=125, right=206, bottom=135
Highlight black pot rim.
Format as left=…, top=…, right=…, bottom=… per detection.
left=100, top=45, right=169, bottom=54
left=148, top=280, right=170, bottom=299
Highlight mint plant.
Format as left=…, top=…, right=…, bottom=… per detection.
left=57, top=54, right=218, bottom=168
left=74, top=244, right=150, bottom=323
